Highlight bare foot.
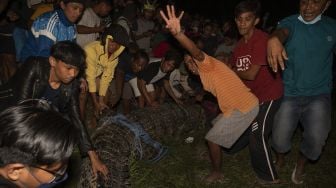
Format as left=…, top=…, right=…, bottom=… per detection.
left=204, top=171, right=224, bottom=184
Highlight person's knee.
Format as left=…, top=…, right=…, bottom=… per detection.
left=272, top=122, right=293, bottom=153
left=271, top=114, right=298, bottom=153
left=301, top=145, right=323, bottom=161
left=301, top=132, right=329, bottom=160
left=271, top=134, right=291, bottom=153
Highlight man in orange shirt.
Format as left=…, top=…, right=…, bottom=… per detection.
left=161, top=5, right=259, bottom=183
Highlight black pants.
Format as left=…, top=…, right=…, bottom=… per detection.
left=223, top=99, right=281, bottom=181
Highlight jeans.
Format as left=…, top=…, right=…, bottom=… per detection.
left=272, top=94, right=331, bottom=160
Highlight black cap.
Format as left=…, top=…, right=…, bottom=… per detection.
left=102, top=24, right=130, bottom=47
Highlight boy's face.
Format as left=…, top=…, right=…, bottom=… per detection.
left=184, top=55, right=199, bottom=75
left=203, top=25, right=212, bottom=37
left=4, top=162, right=66, bottom=187
left=161, top=59, right=176, bottom=73
left=107, top=39, right=121, bottom=54
left=97, top=2, right=112, bottom=17
left=299, top=0, right=330, bottom=22
left=131, top=58, right=148, bottom=73
left=235, top=12, right=259, bottom=38
left=222, top=22, right=231, bottom=33
left=60, top=2, right=84, bottom=23
left=144, top=9, right=155, bottom=20
left=6, top=10, right=19, bottom=22
left=50, top=57, right=79, bottom=84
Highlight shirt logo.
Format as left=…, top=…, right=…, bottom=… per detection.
left=236, top=55, right=252, bottom=71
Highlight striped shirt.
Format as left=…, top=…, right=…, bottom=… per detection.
left=196, top=54, right=258, bottom=117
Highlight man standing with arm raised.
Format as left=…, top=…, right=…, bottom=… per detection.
left=160, top=5, right=259, bottom=183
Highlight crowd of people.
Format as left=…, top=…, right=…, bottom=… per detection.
left=0, top=0, right=335, bottom=187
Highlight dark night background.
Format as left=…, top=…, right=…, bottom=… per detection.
left=171, top=0, right=336, bottom=23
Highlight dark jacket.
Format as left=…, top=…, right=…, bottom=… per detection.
left=0, top=57, right=93, bottom=155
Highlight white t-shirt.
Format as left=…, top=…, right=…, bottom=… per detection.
left=76, top=8, right=101, bottom=47
left=116, top=16, right=134, bottom=42
left=135, top=17, right=154, bottom=53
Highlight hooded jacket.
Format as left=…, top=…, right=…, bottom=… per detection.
left=84, top=36, right=125, bottom=96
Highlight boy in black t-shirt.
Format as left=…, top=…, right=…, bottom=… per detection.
left=132, top=49, right=183, bottom=108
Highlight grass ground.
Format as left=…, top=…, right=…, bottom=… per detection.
left=63, top=99, right=336, bottom=188
left=130, top=125, right=336, bottom=188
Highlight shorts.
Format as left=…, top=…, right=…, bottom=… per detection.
left=205, top=106, right=259, bottom=148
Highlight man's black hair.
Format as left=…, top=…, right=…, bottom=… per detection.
left=50, top=41, right=86, bottom=71
left=0, top=99, right=79, bottom=167
left=61, top=0, right=86, bottom=5
left=234, top=0, right=261, bottom=18
left=164, top=49, right=183, bottom=68
left=93, top=0, right=113, bottom=6
left=101, top=24, right=130, bottom=47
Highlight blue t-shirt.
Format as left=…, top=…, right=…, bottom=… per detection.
left=117, top=51, right=135, bottom=81
left=278, top=15, right=336, bottom=96
left=41, top=84, right=61, bottom=111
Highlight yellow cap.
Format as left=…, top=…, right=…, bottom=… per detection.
left=143, top=0, right=157, bottom=11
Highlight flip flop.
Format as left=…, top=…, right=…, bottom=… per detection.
left=257, top=178, right=285, bottom=186
left=291, top=165, right=305, bottom=185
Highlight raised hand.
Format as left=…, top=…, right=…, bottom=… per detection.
left=160, top=5, right=204, bottom=62
left=160, top=5, right=184, bottom=36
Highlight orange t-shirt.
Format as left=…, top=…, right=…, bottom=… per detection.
left=195, top=54, right=258, bottom=117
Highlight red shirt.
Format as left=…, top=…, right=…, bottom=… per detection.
left=231, top=29, right=283, bottom=102
left=152, top=41, right=170, bottom=58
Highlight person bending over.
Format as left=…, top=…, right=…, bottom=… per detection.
left=0, top=41, right=109, bottom=179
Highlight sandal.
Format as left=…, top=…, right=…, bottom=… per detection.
left=257, top=178, right=288, bottom=186
left=291, top=165, right=305, bottom=184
